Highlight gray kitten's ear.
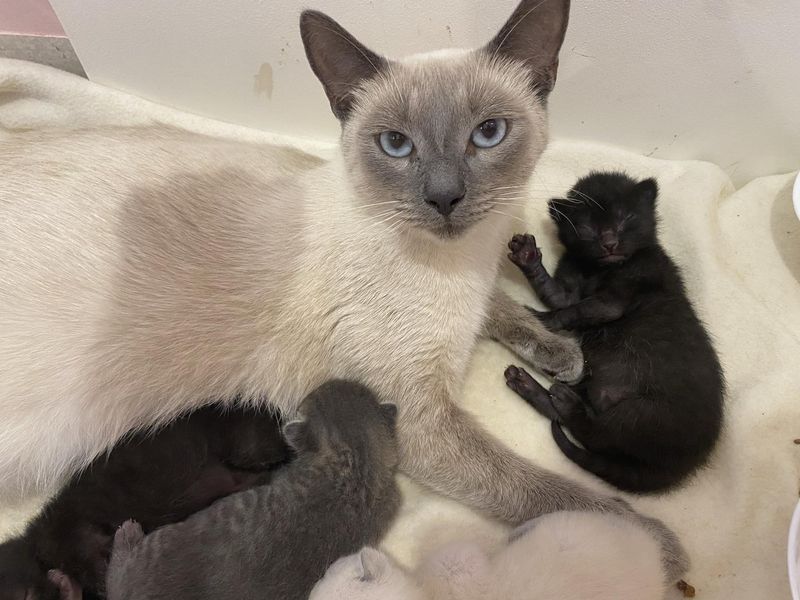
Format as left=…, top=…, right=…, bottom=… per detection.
left=635, top=178, right=659, bottom=206
left=485, top=0, right=571, bottom=97
left=299, top=10, right=388, bottom=121
left=282, top=419, right=309, bottom=451
left=379, top=403, right=398, bottom=429
left=357, top=547, right=388, bottom=582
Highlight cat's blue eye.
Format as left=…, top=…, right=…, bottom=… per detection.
left=471, top=118, right=507, bottom=149
left=379, top=131, right=413, bottom=158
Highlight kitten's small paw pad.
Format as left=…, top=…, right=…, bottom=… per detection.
left=507, top=234, right=541, bottom=268
left=504, top=365, right=538, bottom=396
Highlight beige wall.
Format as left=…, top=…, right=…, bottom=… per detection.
left=49, top=0, right=799, bottom=184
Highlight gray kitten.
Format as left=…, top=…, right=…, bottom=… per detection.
left=105, top=380, right=400, bottom=600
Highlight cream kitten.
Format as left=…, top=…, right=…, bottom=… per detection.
left=311, top=512, right=667, bottom=600
left=0, top=0, right=686, bottom=577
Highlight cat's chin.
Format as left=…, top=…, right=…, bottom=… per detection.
left=420, top=218, right=480, bottom=241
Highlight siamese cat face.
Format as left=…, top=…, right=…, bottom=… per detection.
left=300, top=0, right=570, bottom=239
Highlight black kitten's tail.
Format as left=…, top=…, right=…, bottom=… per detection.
left=550, top=421, right=680, bottom=493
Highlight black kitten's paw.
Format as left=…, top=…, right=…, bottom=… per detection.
left=47, top=570, right=82, bottom=600
left=507, top=233, right=542, bottom=270
left=504, top=365, right=539, bottom=398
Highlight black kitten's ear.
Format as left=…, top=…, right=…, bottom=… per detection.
left=379, top=403, right=398, bottom=429
left=485, top=0, right=571, bottom=97
left=282, top=420, right=309, bottom=451
left=300, top=10, right=388, bottom=121
left=635, top=178, right=659, bottom=206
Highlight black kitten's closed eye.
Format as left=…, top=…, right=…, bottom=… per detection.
left=618, top=214, right=636, bottom=230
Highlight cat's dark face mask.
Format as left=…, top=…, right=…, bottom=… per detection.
left=549, top=175, right=659, bottom=266
left=299, top=0, right=571, bottom=240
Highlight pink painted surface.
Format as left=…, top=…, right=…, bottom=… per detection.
left=0, top=0, right=65, bottom=36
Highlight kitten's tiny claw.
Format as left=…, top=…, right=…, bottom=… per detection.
left=507, top=233, right=542, bottom=269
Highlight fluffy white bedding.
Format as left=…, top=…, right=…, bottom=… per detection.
left=1, top=58, right=797, bottom=599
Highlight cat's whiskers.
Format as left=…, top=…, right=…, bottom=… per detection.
left=357, top=199, right=402, bottom=210
left=487, top=209, right=528, bottom=224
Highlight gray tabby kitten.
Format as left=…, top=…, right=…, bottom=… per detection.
left=0, top=0, right=686, bottom=578
left=105, top=380, right=400, bottom=600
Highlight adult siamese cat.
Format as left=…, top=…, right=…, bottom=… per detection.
left=0, top=0, right=686, bottom=577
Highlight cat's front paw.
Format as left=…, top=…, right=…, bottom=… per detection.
left=538, top=332, right=584, bottom=384
left=507, top=233, right=542, bottom=271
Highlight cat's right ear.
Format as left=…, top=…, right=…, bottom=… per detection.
left=282, top=419, right=309, bottom=452
left=485, top=0, right=571, bottom=97
left=300, top=10, right=387, bottom=121
left=357, top=547, right=389, bottom=582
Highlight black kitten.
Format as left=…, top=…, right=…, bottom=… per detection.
left=0, top=403, right=290, bottom=600
left=504, top=171, right=724, bottom=493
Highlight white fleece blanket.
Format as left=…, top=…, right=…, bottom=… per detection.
left=0, top=59, right=798, bottom=600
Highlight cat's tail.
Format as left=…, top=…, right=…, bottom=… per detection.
left=105, top=520, right=144, bottom=598
left=550, top=421, right=681, bottom=493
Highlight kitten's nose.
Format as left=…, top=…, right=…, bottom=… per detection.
left=602, top=240, right=619, bottom=253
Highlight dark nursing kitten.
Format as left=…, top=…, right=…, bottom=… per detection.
left=0, top=403, right=289, bottom=600
left=504, top=171, right=724, bottom=493
left=106, top=380, right=401, bottom=600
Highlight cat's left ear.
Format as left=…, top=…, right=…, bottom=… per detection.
left=485, top=0, right=571, bottom=97
left=634, top=178, right=659, bottom=207
left=300, top=11, right=388, bottom=120
left=357, top=547, right=389, bottom=582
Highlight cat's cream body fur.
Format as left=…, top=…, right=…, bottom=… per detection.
left=0, top=127, right=500, bottom=492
